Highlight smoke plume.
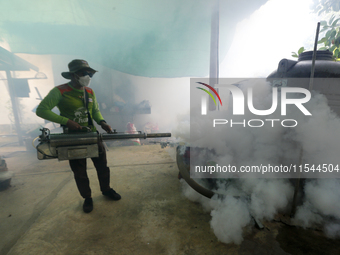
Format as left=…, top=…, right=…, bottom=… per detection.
left=174, top=79, right=340, bottom=244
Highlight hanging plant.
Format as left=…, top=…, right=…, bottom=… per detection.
left=317, top=14, right=340, bottom=60
left=292, top=15, right=340, bottom=60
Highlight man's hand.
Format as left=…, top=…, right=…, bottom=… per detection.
left=101, top=122, right=113, bottom=133
left=66, top=119, right=82, bottom=130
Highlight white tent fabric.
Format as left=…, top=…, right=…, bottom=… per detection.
left=0, top=0, right=267, bottom=77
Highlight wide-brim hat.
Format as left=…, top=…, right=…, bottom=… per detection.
left=61, top=59, right=97, bottom=79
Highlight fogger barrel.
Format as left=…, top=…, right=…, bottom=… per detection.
left=36, top=128, right=171, bottom=161
left=101, top=133, right=171, bottom=140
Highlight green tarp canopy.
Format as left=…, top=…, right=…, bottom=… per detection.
left=0, top=0, right=267, bottom=77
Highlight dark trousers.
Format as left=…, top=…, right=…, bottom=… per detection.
left=69, top=140, right=110, bottom=198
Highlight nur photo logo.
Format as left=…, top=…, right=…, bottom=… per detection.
left=195, top=79, right=312, bottom=128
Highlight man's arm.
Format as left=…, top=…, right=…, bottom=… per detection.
left=91, top=90, right=105, bottom=124
left=91, top=91, right=112, bottom=133
left=36, top=87, right=69, bottom=125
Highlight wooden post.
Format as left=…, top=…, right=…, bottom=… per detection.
left=209, top=0, right=219, bottom=111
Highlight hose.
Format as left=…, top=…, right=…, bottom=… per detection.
left=32, top=136, right=39, bottom=149
left=176, top=145, right=215, bottom=199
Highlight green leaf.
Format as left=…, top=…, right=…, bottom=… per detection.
left=320, top=26, right=329, bottom=33
left=330, top=30, right=337, bottom=39
left=318, top=37, right=327, bottom=43
left=329, top=14, right=335, bottom=25
left=298, top=47, right=305, bottom=54
left=291, top=51, right=299, bottom=58
left=320, top=20, right=328, bottom=26
left=317, top=6, right=326, bottom=16
left=318, top=47, right=328, bottom=50
left=330, top=45, right=337, bottom=52
left=332, top=18, right=340, bottom=27
left=326, top=30, right=332, bottom=38
left=335, top=37, right=340, bottom=47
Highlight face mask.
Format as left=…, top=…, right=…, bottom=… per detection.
left=77, top=75, right=91, bottom=87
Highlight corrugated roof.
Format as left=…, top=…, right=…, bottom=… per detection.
left=0, top=46, right=39, bottom=71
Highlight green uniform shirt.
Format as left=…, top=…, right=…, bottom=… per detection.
left=36, top=83, right=104, bottom=131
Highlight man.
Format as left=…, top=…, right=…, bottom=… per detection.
left=36, top=59, right=121, bottom=213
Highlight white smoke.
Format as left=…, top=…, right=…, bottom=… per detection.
left=180, top=178, right=293, bottom=244
left=210, top=195, right=251, bottom=244
left=325, top=223, right=340, bottom=239
left=174, top=79, right=340, bottom=244
left=293, top=179, right=340, bottom=236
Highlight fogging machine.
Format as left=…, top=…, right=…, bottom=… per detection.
left=36, top=128, right=171, bottom=161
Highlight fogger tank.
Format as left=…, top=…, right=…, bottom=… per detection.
left=267, top=50, right=340, bottom=116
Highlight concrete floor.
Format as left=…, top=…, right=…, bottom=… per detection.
left=1, top=137, right=340, bottom=255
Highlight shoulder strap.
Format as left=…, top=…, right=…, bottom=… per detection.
left=84, top=89, right=94, bottom=127
left=85, top=87, right=94, bottom=95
